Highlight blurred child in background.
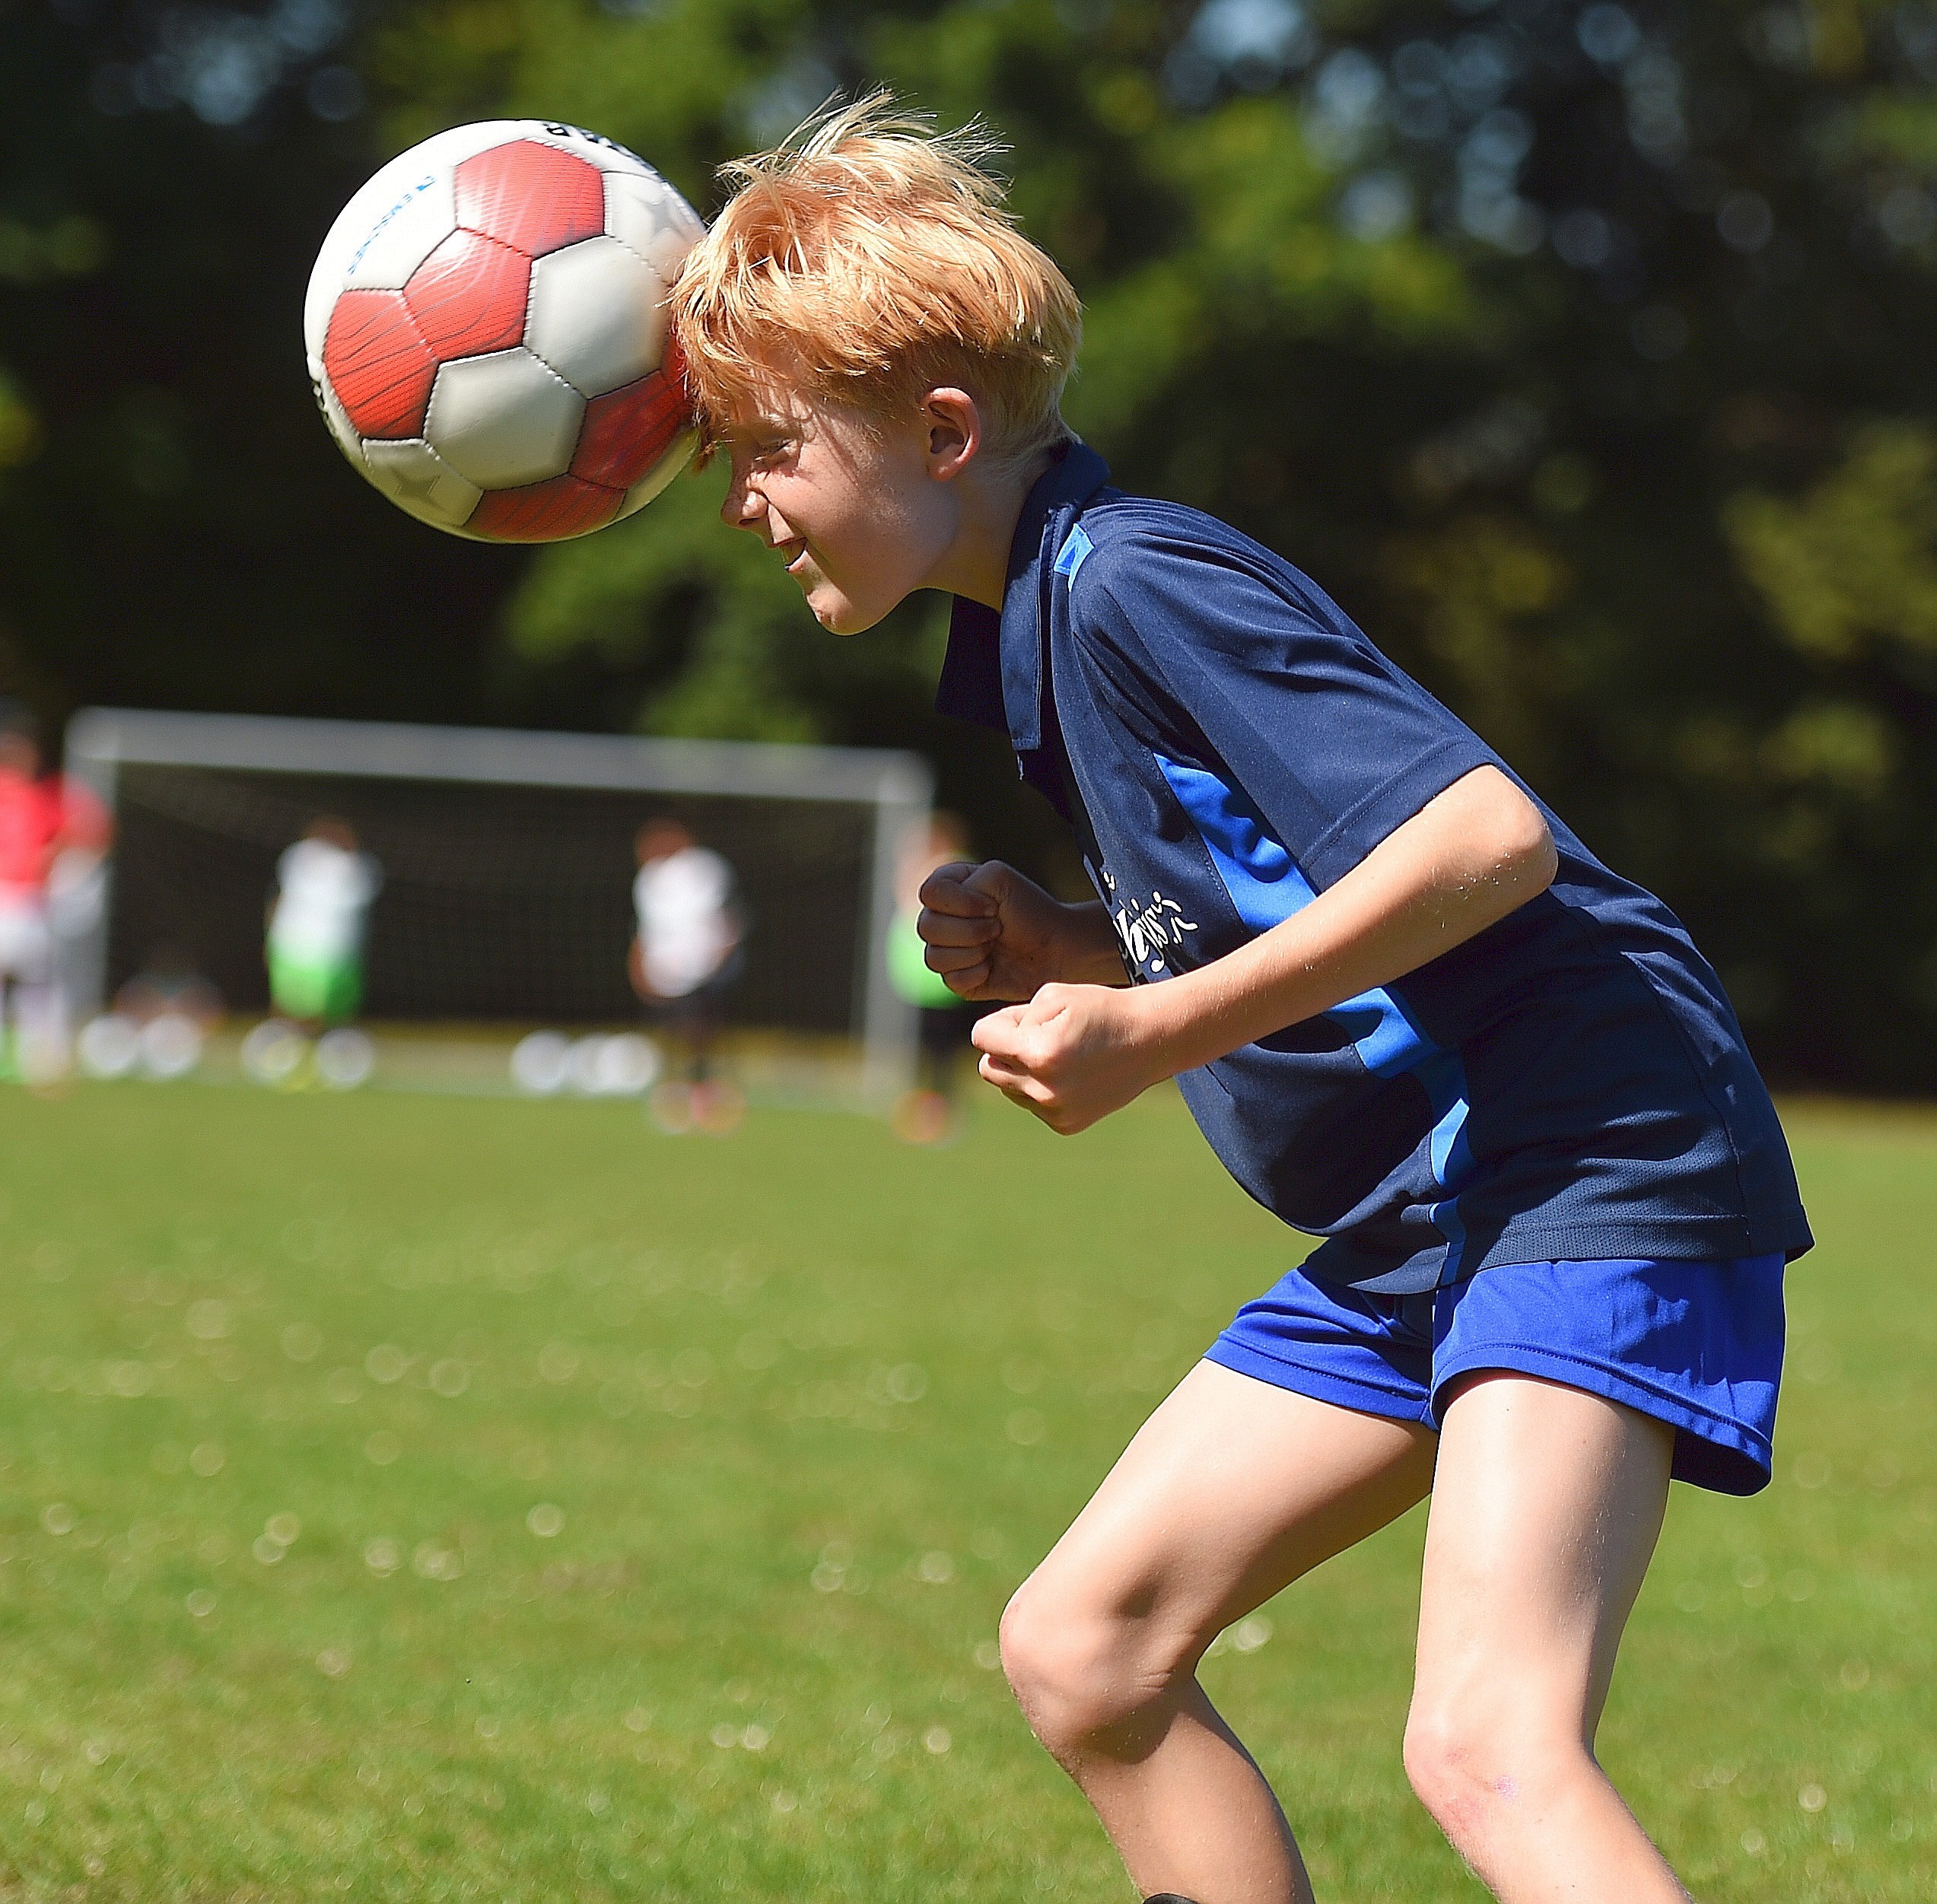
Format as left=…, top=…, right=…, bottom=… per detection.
left=629, top=817, right=743, bottom=1133
left=0, top=700, right=111, bottom=1081
left=267, top=816, right=381, bottom=1035
left=887, top=811, right=978, bottom=1143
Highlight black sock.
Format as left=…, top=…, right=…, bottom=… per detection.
left=1143, top=1896, right=1204, bottom=1903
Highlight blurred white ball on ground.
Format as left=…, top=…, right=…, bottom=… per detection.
left=595, top=1032, right=660, bottom=1095
left=78, top=1014, right=141, bottom=1079
left=316, top=1028, right=376, bottom=1089
left=511, top=1030, right=659, bottom=1095
left=138, top=1012, right=204, bottom=1081
left=510, top=1030, right=572, bottom=1094
left=568, top=1032, right=660, bottom=1096
left=242, top=1020, right=310, bottom=1086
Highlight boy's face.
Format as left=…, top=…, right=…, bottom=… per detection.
left=717, top=377, right=962, bottom=634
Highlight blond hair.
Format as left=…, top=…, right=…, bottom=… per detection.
left=671, top=94, right=1082, bottom=467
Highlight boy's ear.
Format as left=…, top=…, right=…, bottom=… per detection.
left=922, top=387, right=981, bottom=482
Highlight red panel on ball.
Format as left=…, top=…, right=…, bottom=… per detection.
left=404, top=230, right=532, bottom=361
left=322, top=288, right=437, bottom=439
left=454, top=141, right=605, bottom=259
left=469, top=474, right=624, bottom=542
left=570, top=370, right=689, bottom=488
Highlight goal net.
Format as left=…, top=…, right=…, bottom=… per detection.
left=63, top=709, right=932, bottom=1096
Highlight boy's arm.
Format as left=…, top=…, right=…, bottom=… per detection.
left=972, top=766, right=1557, bottom=1133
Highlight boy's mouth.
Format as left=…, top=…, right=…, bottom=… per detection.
left=780, top=540, right=809, bottom=575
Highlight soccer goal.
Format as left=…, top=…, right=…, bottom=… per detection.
left=63, top=707, right=934, bottom=1098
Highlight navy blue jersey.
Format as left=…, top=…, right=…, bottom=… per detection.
left=938, top=443, right=1811, bottom=1294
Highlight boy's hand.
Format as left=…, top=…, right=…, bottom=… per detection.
left=971, top=983, right=1173, bottom=1133
left=918, top=860, right=1122, bottom=1002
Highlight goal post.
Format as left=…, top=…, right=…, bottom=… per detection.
left=63, top=707, right=934, bottom=1101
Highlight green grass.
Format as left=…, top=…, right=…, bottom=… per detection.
left=0, top=1082, right=1926, bottom=1901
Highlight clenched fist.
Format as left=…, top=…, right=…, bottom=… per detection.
left=972, top=981, right=1178, bottom=1134
left=916, top=860, right=1126, bottom=1003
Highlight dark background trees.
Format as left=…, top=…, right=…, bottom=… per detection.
left=5, top=0, right=1937, bottom=1086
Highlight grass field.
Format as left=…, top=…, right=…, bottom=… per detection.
left=0, top=1080, right=1926, bottom=1902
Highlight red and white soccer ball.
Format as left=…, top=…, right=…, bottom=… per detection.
left=304, top=120, right=703, bottom=543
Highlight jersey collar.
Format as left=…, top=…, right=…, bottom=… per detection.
left=936, top=440, right=1112, bottom=784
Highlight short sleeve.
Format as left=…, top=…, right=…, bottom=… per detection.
left=1080, top=536, right=1498, bottom=889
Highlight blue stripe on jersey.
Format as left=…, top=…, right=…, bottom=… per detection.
left=1154, top=752, right=1474, bottom=1278
left=1052, top=523, right=1094, bottom=581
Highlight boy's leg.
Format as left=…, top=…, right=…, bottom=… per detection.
left=1405, top=1372, right=1688, bottom=1903
left=1000, top=1359, right=1436, bottom=1904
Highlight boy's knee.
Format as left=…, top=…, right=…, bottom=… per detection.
left=1401, top=1700, right=1486, bottom=1833
left=998, top=1578, right=1168, bottom=1756
left=1402, top=1694, right=1590, bottom=1849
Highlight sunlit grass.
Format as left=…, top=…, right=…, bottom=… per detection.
left=0, top=1082, right=1925, bottom=1900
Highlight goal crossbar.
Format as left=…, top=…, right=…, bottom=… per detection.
left=65, top=707, right=934, bottom=1097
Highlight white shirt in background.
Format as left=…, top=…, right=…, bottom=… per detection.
left=634, top=846, right=736, bottom=999
left=270, top=838, right=382, bottom=965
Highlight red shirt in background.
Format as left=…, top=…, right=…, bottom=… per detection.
left=0, top=770, right=110, bottom=896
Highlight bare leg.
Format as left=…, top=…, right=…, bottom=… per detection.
left=1405, top=1373, right=1689, bottom=1903
left=1000, top=1360, right=1436, bottom=1904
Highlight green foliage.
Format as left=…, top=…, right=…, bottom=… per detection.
left=0, top=367, right=40, bottom=471
left=506, top=458, right=957, bottom=765
left=508, top=466, right=819, bottom=742
left=0, top=1081, right=1927, bottom=1899
left=1729, top=422, right=1937, bottom=668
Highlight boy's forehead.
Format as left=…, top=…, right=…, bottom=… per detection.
left=713, top=364, right=905, bottom=442
left=717, top=367, right=819, bottom=433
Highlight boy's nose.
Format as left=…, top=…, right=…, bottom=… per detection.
left=722, top=476, right=763, bottom=532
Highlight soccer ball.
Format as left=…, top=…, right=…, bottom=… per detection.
left=304, top=120, right=703, bottom=543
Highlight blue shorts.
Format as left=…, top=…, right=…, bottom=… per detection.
left=1206, top=1255, right=1786, bottom=1496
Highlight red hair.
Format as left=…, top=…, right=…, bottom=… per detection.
left=672, top=94, right=1082, bottom=466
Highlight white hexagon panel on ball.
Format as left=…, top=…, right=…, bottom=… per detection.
left=604, top=172, right=705, bottom=282
left=361, top=438, right=483, bottom=532
left=340, top=178, right=456, bottom=292
left=423, top=348, right=585, bottom=489
left=525, top=236, right=667, bottom=399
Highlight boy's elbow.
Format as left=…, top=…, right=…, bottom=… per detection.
left=1504, top=800, right=1557, bottom=896
left=1470, top=769, right=1556, bottom=898
left=1430, top=766, right=1557, bottom=911
left=1527, top=822, right=1559, bottom=894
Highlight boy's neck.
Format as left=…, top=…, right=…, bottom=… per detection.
left=928, top=448, right=1054, bottom=612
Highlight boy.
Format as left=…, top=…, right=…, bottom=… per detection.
left=628, top=816, right=743, bottom=1130
left=266, top=815, right=381, bottom=1033
left=672, top=99, right=1810, bottom=1904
